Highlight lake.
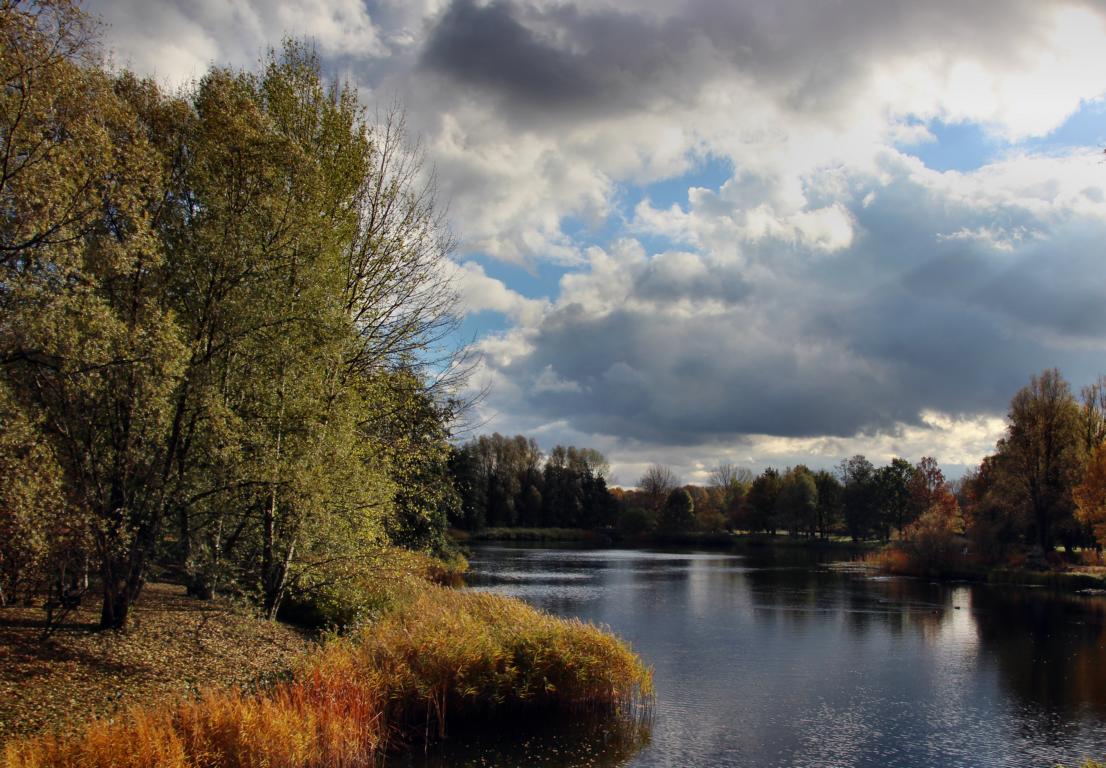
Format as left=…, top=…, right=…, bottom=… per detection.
left=390, top=544, right=1106, bottom=768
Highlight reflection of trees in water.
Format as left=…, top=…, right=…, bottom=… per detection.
left=387, top=713, right=653, bottom=768
left=971, top=587, right=1106, bottom=718
left=737, top=561, right=958, bottom=638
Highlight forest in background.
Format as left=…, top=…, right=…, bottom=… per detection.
left=448, top=368, right=1106, bottom=573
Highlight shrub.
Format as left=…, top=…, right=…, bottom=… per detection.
left=903, top=496, right=964, bottom=573
left=279, top=547, right=468, bottom=632
left=618, top=507, right=655, bottom=536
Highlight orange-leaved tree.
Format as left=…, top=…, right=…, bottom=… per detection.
left=1074, top=442, right=1106, bottom=549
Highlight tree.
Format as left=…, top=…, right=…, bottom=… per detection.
left=710, top=462, right=750, bottom=531
left=904, top=491, right=963, bottom=573
left=813, top=470, right=843, bottom=539
left=877, top=458, right=916, bottom=539
left=904, top=457, right=947, bottom=538
left=0, top=13, right=468, bottom=627
left=840, top=455, right=879, bottom=541
left=776, top=466, right=818, bottom=537
left=0, top=0, right=106, bottom=279
left=710, top=462, right=752, bottom=490
left=1075, top=442, right=1106, bottom=549
left=744, top=468, right=781, bottom=533
left=0, top=382, right=69, bottom=606
left=639, top=465, right=679, bottom=513
left=1000, top=368, right=1084, bottom=554
left=658, top=488, right=695, bottom=534
left=962, top=455, right=1022, bottom=565
left=1080, top=377, right=1106, bottom=454
left=1, top=0, right=189, bottom=628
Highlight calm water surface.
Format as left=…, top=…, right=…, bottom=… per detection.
left=394, top=544, right=1106, bottom=768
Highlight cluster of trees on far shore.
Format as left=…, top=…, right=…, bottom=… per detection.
left=449, top=368, right=1106, bottom=571
left=0, top=2, right=465, bottom=629
left=448, top=434, right=617, bottom=530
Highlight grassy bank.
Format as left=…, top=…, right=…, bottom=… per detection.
left=2, top=583, right=652, bottom=768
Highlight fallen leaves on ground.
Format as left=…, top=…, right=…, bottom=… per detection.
left=0, top=583, right=313, bottom=745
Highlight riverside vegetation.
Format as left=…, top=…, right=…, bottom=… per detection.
left=2, top=557, right=653, bottom=768
left=445, top=370, right=1106, bottom=587
left=0, top=1, right=651, bottom=764
left=1, top=0, right=1104, bottom=765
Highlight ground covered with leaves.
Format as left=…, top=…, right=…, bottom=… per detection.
left=0, top=583, right=313, bottom=745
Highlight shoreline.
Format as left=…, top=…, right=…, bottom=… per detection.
left=458, top=527, right=878, bottom=552
left=1, top=578, right=653, bottom=766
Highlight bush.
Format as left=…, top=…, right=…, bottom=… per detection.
left=279, top=548, right=468, bottom=632
left=618, top=507, right=655, bottom=536
left=903, top=497, right=964, bottom=573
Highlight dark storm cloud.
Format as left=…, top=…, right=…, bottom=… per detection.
left=488, top=162, right=1106, bottom=445
left=419, top=0, right=1058, bottom=121
left=420, top=0, right=604, bottom=109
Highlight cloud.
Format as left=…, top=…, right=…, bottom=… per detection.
left=449, top=260, right=548, bottom=325
left=86, top=0, right=1106, bottom=475
left=465, top=149, right=1106, bottom=475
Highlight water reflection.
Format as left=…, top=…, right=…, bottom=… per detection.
left=454, top=544, right=1106, bottom=767
left=386, top=716, right=652, bottom=768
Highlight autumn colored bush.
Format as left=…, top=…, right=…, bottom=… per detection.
left=2, top=585, right=653, bottom=768
left=862, top=547, right=914, bottom=575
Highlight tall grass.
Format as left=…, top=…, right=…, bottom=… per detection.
left=3, top=585, right=652, bottom=768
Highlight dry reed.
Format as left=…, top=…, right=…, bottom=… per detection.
left=2, top=585, right=652, bottom=768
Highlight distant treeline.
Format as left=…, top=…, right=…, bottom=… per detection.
left=448, top=435, right=617, bottom=530
left=449, top=368, right=1106, bottom=570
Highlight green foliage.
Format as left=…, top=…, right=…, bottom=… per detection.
left=618, top=507, right=656, bottom=536
left=841, top=455, right=880, bottom=541
left=812, top=470, right=843, bottom=539
left=450, top=434, right=616, bottom=531
left=776, top=466, right=818, bottom=537
left=744, top=468, right=781, bottom=533
left=1001, top=369, right=1086, bottom=553
left=0, top=383, right=69, bottom=605
left=658, top=488, right=695, bottom=533
left=0, top=5, right=466, bottom=628
left=877, top=457, right=916, bottom=539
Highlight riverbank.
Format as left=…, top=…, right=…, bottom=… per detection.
left=459, top=527, right=877, bottom=552
left=860, top=546, right=1106, bottom=593
left=1, top=573, right=652, bottom=767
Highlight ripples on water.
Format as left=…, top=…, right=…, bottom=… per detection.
left=411, top=544, right=1106, bottom=768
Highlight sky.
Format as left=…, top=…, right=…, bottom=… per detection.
left=86, top=0, right=1106, bottom=486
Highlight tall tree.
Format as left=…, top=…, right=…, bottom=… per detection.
left=776, top=466, right=818, bottom=537
left=1000, top=368, right=1084, bottom=554
left=744, top=468, right=781, bottom=534
left=813, top=469, right=843, bottom=539
left=639, top=464, right=679, bottom=513
left=658, top=487, right=695, bottom=534
left=1074, top=442, right=1106, bottom=550
left=1, top=0, right=189, bottom=628
left=840, top=455, right=879, bottom=541
left=877, top=457, right=916, bottom=539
